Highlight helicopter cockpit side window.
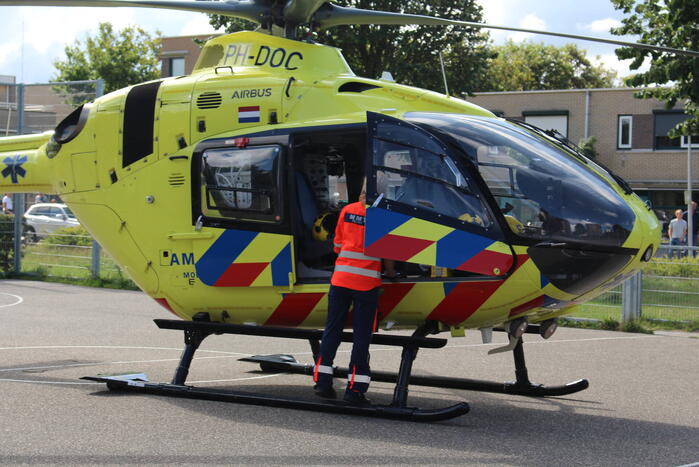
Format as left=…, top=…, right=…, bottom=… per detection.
left=405, top=113, right=637, bottom=247
left=200, top=145, right=282, bottom=223
left=373, top=140, right=492, bottom=228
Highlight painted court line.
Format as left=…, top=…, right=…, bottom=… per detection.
left=0, top=335, right=655, bottom=385
left=0, top=292, right=23, bottom=308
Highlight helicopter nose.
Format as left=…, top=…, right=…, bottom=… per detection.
left=527, top=243, right=636, bottom=296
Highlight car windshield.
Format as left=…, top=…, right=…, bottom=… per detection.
left=406, top=113, right=636, bottom=247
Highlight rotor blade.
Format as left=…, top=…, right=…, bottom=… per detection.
left=0, top=0, right=268, bottom=24
left=282, top=0, right=327, bottom=25
left=313, top=5, right=699, bottom=59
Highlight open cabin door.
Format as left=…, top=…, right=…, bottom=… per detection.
left=364, top=112, right=514, bottom=277
left=192, top=136, right=296, bottom=289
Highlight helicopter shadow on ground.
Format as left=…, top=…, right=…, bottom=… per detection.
left=87, top=377, right=699, bottom=466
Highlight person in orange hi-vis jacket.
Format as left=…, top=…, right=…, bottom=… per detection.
left=312, top=184, right=395, bottom=405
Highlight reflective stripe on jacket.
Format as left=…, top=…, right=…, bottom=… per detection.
left=331, top=201, right=381, bottom=291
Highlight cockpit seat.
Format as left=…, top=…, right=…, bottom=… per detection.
left=295, top=172, right=335, bottom=271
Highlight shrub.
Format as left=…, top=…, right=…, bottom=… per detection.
left=44, top=226, right=92, bottom=247
left=646, top=256, right=699, bottom=278
left=0, top=214, right=15, bottom=274
left=619, top=319, right=653, bottom=334
left=600, top=317, right=619, bottom=331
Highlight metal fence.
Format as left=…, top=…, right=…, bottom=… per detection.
left=571, top=244, right=699, bottom=323
left=0, top=79, right=129, bottom=284
left=0, top=213, right=130, bottom=284
left=2, top=79, right=104, bottom=136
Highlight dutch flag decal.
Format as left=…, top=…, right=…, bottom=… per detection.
left=238, top=106, right=261, bottom=123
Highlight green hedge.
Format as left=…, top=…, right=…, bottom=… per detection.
left=646, top=256, right=699, bottom=278
left=0, top=214, right=15, bottom=274
left=44, top=226, right=92, bottom=247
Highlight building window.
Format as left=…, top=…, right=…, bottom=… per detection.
left=523, top=111, right=569, bottom=137
left=681, top=135, right=699, bottom=148
left=168, top=57, right=185, bottom=77
left=654, top=112, right=690, bottom=150
left=617, top=115, right=633, bottom=149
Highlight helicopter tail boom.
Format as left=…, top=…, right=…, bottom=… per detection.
left=0, top=132, right=54, bottom=193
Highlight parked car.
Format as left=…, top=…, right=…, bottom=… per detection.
left=24, top=203, right=80, bottom=241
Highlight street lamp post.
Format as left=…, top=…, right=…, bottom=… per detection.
left=689, top=135, right=693, bottom=252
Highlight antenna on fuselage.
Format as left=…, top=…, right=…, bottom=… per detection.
left=438, top=52, right=449, bottom=97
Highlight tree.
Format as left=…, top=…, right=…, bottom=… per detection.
left=53, top=23, right=162, bottom=95
left=477, top=40, right=617, bottom=92
left=208, top=1, right=494, bottom=95
left=611, top=0, right=699, bottom=137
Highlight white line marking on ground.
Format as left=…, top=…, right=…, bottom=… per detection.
left=0, top=354, right=250, bottom=373
left=0, top=345, right=249, bottom=355
left=0, top=378, right=99, bottom=385
left=0, top=334, right=655, bottom=385
left=0, top=345, right=254, bottom=385
left=0, top=372, right=288, bottom=385
left=189, top=373, right=284, bottom=384
left=0, top=292, right=23, bottom=308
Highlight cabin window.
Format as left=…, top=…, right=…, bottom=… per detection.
left=373, top=140, right=492, bottom=228
left=404, top=113, right=636, bottom=247
left=201, top=145, right=282, bottom=223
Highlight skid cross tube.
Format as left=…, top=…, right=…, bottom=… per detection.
left=154, top=319, right=448, bottom=349
left=172, top=328, right=210, bottom=385
left=390, top=324, right=430, bottom=408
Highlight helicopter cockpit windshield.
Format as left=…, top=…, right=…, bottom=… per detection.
left=406, top=113, right=637, bottom=248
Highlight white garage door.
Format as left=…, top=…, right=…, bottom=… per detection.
left=524, top=115, right=568, bottom=137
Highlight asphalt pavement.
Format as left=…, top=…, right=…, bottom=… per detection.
left=0, top=280, right=697, bottom=466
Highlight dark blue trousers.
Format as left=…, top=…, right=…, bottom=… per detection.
left=315, top=285, right=379, bottom=394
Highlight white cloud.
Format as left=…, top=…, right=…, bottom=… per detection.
left=178, top=15, right=224, bottom=36
left=509, top=13, right=546, bottom=43
left=480, top=0, right=507, bottom=25
left=20, top=7, right=136, bottom=54
left=477, top=0, right=511, bottom=42
left=593, top=53, right=650, bottom=81
left=585, top=18, right=622, bottom=33
left=0, top=43, right=21, bottom=66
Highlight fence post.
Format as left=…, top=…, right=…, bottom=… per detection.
left=91, top=240, right=101, bottom=279
left=621, top=271, right=642, bottom=322
left=95, top=79, right=105, bottom=98
left=16, top=83, right=24, bottom=136
left=12, top=194, right=24, bottom=274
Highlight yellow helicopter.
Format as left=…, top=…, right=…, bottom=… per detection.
left=1, top=0, right=695, bottom=421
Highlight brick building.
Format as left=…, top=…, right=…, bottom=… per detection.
left=160, top=34, right=214, bottom=77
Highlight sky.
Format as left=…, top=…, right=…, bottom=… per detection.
left=0, top=0, right=647, bottom=84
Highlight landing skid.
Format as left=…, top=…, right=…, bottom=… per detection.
left=81, top=375, right=468, bottom=422
left=82, top=317, right=469, bottom=422
left=242, top=349, right=589, bottom=398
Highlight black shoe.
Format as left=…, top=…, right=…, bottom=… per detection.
left=313, top=384, right=336, bottom=399
left=343, top=390, right=371, bottom=406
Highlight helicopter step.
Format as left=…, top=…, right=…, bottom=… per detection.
left=83, top=317, right=470, bottom=422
